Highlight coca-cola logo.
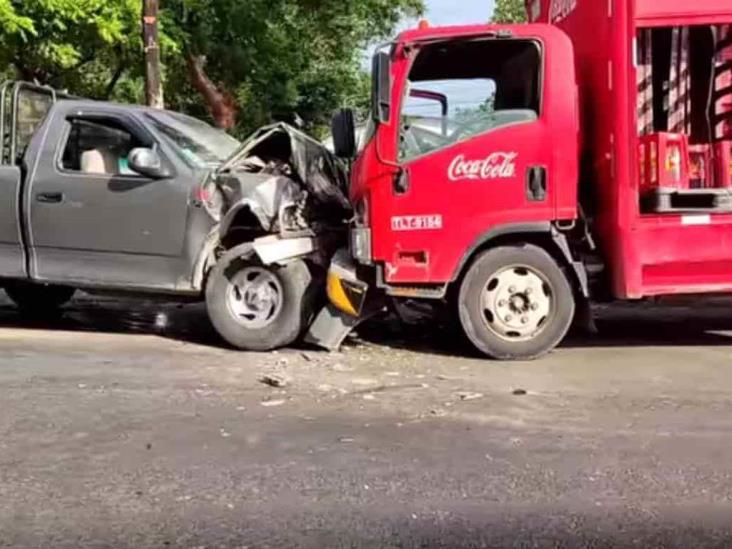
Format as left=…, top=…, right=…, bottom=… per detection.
left=448, top=152, right=518, bottom=182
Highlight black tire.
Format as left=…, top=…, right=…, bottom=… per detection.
left=4, top=281, right=75, bottom=317
left=205, top=244, right=319, bottom=351
left=458, top=244, right=575, bottom=360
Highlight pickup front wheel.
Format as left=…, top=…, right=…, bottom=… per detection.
left=458, top=244, right=575, bottom=360
left=4, top=281, right=75, bottom=318
left=206, top=244, right=318, bottom=351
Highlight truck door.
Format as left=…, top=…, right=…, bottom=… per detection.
left=26, top=107, right=192, bottom=289
left=376, top=37, right=563, bottom=284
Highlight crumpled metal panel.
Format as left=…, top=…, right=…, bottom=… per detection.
left=218, top=122, right=351, bottom=214
left=217, top=173, right=302, bottom=232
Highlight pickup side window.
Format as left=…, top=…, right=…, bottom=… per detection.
left=399, top=39, right=542, bottom=162
left=61, top=118, right=145, bottom=176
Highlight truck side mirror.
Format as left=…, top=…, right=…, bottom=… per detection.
left=128, top=147, right=170, bottom=179
left=331, top=109, right=356, bottom=159
left=372, top=51, right=391, bottom=124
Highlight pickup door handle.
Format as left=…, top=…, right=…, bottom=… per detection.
left=36, top=192, right=64, bottom=204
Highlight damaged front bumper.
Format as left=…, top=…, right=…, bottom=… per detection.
left=305, top=248, right=385, bottom=351
left=203, top=123, right=384, bottom=351
left=326, top=249, right=369, bottom=317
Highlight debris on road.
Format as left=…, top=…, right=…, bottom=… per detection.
left=351, top=377, right=379, bottom=387
left=513, top=388, right=528, bottom=396
left=260, top=374, right=290, bottom=388
left=457, top=392, right=484, bottom=402
left=260, top=399, right=286, bottom=407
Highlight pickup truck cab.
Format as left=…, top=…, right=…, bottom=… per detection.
left=0, top=97, right=237, bottom=292
left=0, top=82, right=347, bottom=350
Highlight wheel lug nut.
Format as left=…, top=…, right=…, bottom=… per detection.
left=509, top=286, right=517, bottom=293
left=526, top=288, right=533, bottom=295
left=505, top=315, right=513, bottom=322
left=531, top=303, right=539, bottom=311
left=498, top=300, right=507, bottom=307
left=521, top=317, right=529, bottom=324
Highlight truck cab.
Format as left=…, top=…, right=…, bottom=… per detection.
left=326, top=1, right=732, bottom=361
left=327, top=24, right=585, bottom=359
left=0, top=83, right=237, bottom=293
left=350, top=24, right=579, bottom=285
left=0, top=82, right=348, bottom=353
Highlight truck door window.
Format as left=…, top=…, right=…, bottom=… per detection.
left=399, top=39, right=541, bottom=161
left=61, top=118, right=144, bottom=176
left=13, top=89, right=55, bottom=164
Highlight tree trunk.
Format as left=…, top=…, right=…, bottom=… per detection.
left=142, top=0, right=164, bottom=108
left=185, top=53, right=238, bottom=130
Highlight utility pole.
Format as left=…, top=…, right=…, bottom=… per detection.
left=142, top=0, right=164, bottom=108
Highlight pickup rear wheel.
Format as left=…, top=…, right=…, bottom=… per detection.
left=458, top=244, right=575, bottom=360
left=206, top=244, right=317, bottom=351
left=4, top=282, right=75, bottom=317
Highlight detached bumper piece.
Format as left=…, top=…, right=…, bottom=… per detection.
left=327, top=264, right=368, bottom=317
left=305, top=303, right=364, bottom=352
left=305, top=249, right=384, bottom=351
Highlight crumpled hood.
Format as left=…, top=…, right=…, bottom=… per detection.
left=216, top=123, right=351, bottom=215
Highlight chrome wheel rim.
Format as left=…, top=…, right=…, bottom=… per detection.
left=226, top=267, right=283, bottom=329
left=480, top=264, right=553, bottom=342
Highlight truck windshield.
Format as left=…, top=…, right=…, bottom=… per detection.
left=146, top=112, right=241, bottom=168
left=399, top=39, right=541, bottom=161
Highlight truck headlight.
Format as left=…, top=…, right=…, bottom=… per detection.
left=350, top=227, right=372, bottom=264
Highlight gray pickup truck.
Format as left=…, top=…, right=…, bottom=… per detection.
left=0, top=82, right=350, bottom=350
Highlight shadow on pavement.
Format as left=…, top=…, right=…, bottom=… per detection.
left=3, top=292, right=732, bottom=357
left=356, top=301, right=732, bottom=358
left=0, top=293, right=223, bottom=347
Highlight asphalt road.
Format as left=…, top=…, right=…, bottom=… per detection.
left=3, top=295, right=732, bottom=548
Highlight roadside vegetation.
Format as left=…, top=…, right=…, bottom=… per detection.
left=0, top=0, right=422, bottom=137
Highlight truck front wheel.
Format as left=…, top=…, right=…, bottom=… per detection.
left=4, top=281, right=75, bottom=317
left=205, top=244, right=318, bottom=351
left=458, top=244, right=575, bottom=360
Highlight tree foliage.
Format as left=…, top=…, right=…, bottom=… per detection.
left=492, top=0, right=527, bottom=24
left=162, top=0, right=423, bottom=134
left=0, top=0, right=423, bottom=137
left=0, top=1, right=143, bottom=99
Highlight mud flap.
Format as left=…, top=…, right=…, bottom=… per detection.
left=572, top=297, right=598, bottom=336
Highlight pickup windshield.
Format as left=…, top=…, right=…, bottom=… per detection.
left=146, top=112, right=241, bottom=168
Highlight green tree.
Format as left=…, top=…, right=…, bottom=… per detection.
left=162, top=0, right=423, bottom=134
left=0, top=0, right=144, bottom=100
left=492, top=0, right=527, bottom=23
left=0, top=0, right=424, bottom=136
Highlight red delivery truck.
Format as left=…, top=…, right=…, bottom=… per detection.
left=311, top=0, right=732, bottom=360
